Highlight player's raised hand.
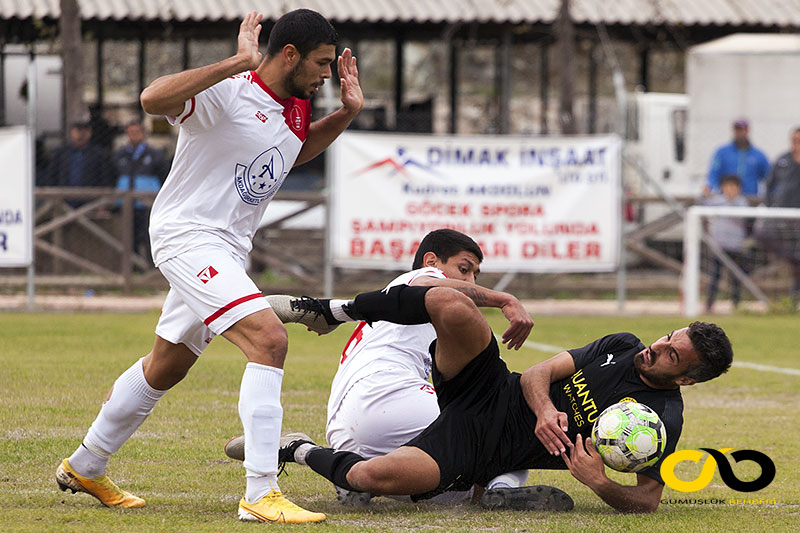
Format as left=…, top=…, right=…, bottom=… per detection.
left=237, top=11, right=263, bottom=70
left=338, top=48, right=364, bottom=115
left=499, top=298, right=533, bottom=350
left=534, top=405, right=571, bottom=456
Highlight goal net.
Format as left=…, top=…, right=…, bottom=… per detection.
left=683, top=205, right=800, bottom=316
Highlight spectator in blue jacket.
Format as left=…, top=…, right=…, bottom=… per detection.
left=112, top=120, right=169, bottom=262
left=705, top=119, right=769, bottom=199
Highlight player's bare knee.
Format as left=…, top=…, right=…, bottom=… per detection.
left=346, top=460, right=380, bottom=492
left=143, top=346, right=196, bottom=390
left=249, top=323, right=288, bottom=363
left=347, top=458, right=398, bottom=493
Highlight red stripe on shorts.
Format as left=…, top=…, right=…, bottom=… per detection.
left=204, top=293, right=263, bottom=326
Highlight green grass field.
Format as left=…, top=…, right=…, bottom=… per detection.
left=1, top=310, right=797, bottom=532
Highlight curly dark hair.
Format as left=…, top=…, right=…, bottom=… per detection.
left=685, top=321, right=733, bottom=382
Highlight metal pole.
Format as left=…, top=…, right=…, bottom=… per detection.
left=323, top=152, right=334, bottom=299
left=615, top=141, right=626, bottom=312
left=683, top=207, right=701, bottom=317
left=496, top=26, right=511, bottom=134
left=0, top=46, right=6, bottom=126
left=588, top=43, right=597, bottom=133
left=597, top=22, right=628, bottom=312
left=26, top=54, right=36, bottom=310
left=394, top=31, right=404, bottom=129
left=322, top=75, right=337, bottom=298
left=540, top=41, right=549, bottom=134
left=448, top=41, right=458, bottom=134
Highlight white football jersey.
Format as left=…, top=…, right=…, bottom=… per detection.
left=150, top=71, right=311, bottom=265
left=326, top=267, right=446, bottom=424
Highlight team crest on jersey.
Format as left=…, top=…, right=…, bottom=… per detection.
left=289, top=105, right=303, bottom=131
left=234, top=147, right=286, bottom=205
left=197, top=265, right=218, bottom=284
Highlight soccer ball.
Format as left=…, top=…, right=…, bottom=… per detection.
left=591, top=401, right=667, bottom=473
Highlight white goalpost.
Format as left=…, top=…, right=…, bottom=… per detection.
left=683, top=205, right=800, bottom=317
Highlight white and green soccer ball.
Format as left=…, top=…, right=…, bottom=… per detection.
left=591, top=401, right=667, bottom=473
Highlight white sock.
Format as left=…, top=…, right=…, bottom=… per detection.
left=68, top=444, right=108, bottom=479
left=245, top=474, right=280, bottom=503
left=487, top=469, right=529, bottom=490
left=329, top=299, right=356, bottom=322
left=71, top=358, right=166, bottom=478
left=239, top=362, right=284, bottom=503
left=294, top=443, right=317, bottom=465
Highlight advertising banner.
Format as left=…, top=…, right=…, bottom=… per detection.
left=0, top=126, right=32, bottom=267
left=329, top=132, right=621, bottom=272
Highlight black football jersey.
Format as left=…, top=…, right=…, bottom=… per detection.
left=550, top=332, right=684, bottom=483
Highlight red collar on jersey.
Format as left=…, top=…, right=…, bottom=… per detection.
left=249, top=70, right=292, bottom=108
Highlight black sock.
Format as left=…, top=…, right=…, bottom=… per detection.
left=346, top=285, right=433, bottom=325
left=305, top=448, right=366, bottom=492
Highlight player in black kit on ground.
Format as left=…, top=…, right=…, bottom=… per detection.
left=273, top=284, right=733, bottom=513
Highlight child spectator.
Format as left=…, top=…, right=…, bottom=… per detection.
left=704, top=174, right=751, bottom=312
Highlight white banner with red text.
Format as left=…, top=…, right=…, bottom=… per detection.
left=328, top=132, right=621, bottom=272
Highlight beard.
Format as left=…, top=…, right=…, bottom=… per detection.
left=285, top=62, right=313, bottom=100
left=634, top=351, right=680, bottom=389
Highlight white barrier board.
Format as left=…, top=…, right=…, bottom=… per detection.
left=0, top=126, right=32, bottom=267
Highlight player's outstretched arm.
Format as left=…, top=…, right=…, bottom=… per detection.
left=410, top=276, right=533, bottom=350
left=141, top=11, right=263, bottom=116
left=295, top=48, right=364, bottom=166
left=562, top=435, right=663, bottom=513
left=520, top=351, right=575, bottom=455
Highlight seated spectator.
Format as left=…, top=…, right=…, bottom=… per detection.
left=113, top=120, right=169, bottom=261
left=705, top=119, right=770, bottom=199
left=703, top=174, right=752, bottom=312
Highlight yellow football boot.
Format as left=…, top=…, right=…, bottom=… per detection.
left=238, top=490, right=326, bottom=523
left=56, top=458, right=145, bottom=508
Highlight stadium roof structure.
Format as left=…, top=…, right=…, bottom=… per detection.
left=4, top=0, right=800, bottom=27
left=5, top=0, right=800, bottom=139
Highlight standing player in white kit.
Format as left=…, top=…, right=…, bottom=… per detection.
left=226, top=229, right=533, bottom=505
left=55, top=9, right=363, bottom=523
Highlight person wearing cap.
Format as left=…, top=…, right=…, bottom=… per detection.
left=41, top=121, right=116, bottom=189
left=705, top=119, right=770, bottom=199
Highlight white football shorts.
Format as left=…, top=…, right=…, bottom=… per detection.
left=155, top=243, right=270, bottom=355
left=327, top=367, right=525, bottom=504
left=326, top=367, right=440, bottom=458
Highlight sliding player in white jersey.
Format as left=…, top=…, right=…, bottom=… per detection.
left=225, top=229, right=533, bottom=505
left=56, top=9, right=363, bottom=524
